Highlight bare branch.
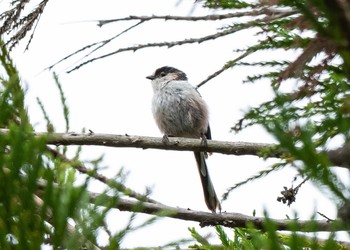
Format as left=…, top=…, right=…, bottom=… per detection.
left=36, top=178, right=345, bottom=233
left=45, top=20, right=145, bottom=71
left=196, top=49, right=254, bottom=88
left=43, top=132, right=350, bottom=170
left=35, top=131, right=282, bottom=158
left=0, top=129, right=347, bottom=169
left=90, top=193, right=343, bottom=232
left=317, top=211, right=334, bottom=222
left=96, top=8, right=290, bottom=26
left=327, top=143, right=350, bottom=170
left=65, top=25, right=242, bottom=73
left=61, top=11, right=295, bottom=73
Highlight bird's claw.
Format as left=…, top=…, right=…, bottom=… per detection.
left=200, top=133, right=208, bottom=147
left=162, top=134, right=170, bottom=144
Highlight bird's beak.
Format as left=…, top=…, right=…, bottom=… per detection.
left=146, top=75, right=154, bottom=80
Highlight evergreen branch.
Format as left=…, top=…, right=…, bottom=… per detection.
left=33, top=194, right=101, bottom=250
left=222, top=162, right=287, bottom=201
left=53, top=73, right=70, bottom=133
left=36, top=97, right=51, bottom=127
left=1, top=0, right=50, bottom=50
left=45, top=146, right=163, bottom=205
left=36, top=97, right=55, bottom=133
left=276, top=35, right=336, bottom=84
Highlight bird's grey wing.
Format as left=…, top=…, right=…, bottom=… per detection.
left=206, top=124, right=212, bottom=140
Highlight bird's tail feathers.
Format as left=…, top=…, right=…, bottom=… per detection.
left=194, top=151, right=221, bottom=213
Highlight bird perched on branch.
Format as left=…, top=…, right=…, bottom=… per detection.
left=146, top=66, right=221, bottom=213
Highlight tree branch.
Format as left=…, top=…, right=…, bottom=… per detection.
left=0, top=0, right=50, bottom=50
left=0, top=129, right=347, bottom=169
left=57, top=10, right=295, bottom=73
left=65, top=25, right=244, bottom=73
left=196, top=48, right=256, bottom=88
left=327, top=143, right=350, bottom=170
left=43, top=132, right=350, bottom=169
left=96, top=8, right=294, bottom=26
left=38, top=131, right=282, bottom=158
left=36, top=178, right=347, bottom=233
left=91, top=193, right=345, bottom=232
left=45, top=20, right=144, bottom=71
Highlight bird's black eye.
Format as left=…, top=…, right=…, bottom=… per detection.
left=159, top=72, right=166, bottom=77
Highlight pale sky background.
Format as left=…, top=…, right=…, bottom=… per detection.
left=4, top=0, right=349, bottom=247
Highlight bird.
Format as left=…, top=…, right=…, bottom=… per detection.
left=146, top=66, right=221, bottom=213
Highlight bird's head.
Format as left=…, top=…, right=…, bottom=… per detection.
left=146, top=66, right=188, bottom=82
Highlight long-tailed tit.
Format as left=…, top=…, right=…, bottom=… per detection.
left=146, top=66, right=221, bottom=213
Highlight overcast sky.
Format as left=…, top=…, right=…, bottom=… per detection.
left=7, top=0, right=350, bottom=247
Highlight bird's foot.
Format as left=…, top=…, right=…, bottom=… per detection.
left=162, top=134, right=170, bottom=144
left=200, top=133, right=208, bottom=147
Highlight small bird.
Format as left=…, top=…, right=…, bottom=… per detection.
left=146, top=66, right=221, bottom=213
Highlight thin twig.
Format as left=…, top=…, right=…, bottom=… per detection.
left=196, top=49, right=254, bottom=88
left=317, top=211, right=334, bottom=222
left=65, top=26, right=240, bottom=73
left=45, top=20, right=144, bottom=71
left=64, top=11, right=294, bottom=73
left=96, top=9, right=288, bottom=26
left=81, top=21, right=145, bottom=61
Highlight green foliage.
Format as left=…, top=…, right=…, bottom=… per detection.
left=200, top=0, right=350, bottom=248
left=0, top=40, right=47, bottom=249
left=204, top=0, right=253, bottom=9
left=1, top=0, right=350, bottom=248
left=203, top=0, right=350, bottom=205
left=0, top=41, right=164, bottom=249
left=189, top=225, right=348, bottom=250
left=53, top=72, right=70, bottom=133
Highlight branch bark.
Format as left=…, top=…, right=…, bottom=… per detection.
left=96, top=9, right=295, bottom=26
left=0, top=129, right=346, bottom=169
left=327, top=143, right=350, bottom=170
left=91, top=194, right=344, bottom=232
left=36, top=179, right=347, bottom=233
left=39, top=131, right=282, bottom=157
left=43, top=132, right=350, bottom=169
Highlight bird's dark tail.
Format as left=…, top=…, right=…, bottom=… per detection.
left=194, top=151, right=221, bottom=213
